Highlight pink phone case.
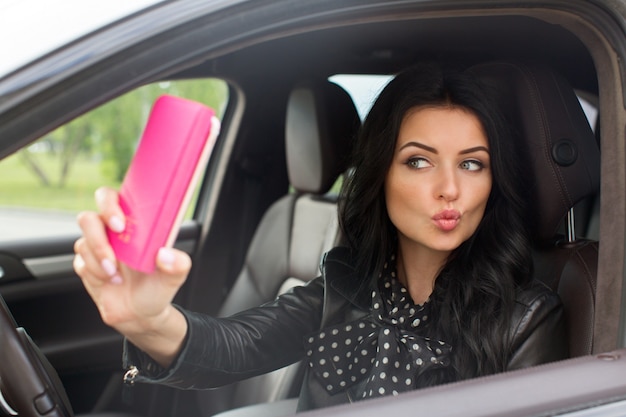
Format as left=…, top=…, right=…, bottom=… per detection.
left=106, top=95, right=220, bottom=273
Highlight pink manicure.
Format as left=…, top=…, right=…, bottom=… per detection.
left=101, top=259, right=117, bottom=277
left=109, top=216, right=126, bottom=233
left=158, top=248, right=175, bottom=266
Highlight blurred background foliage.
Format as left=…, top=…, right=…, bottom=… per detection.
left=26, top=78, right=226, bottom=185
left=0, top=78, right=228, bottom=211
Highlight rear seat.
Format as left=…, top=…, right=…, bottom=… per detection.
left=198, top=79, right=360, bottom=416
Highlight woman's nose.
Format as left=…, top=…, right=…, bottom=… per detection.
left=436, top=168, right=460, bottom=201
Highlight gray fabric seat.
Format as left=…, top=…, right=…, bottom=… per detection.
left=199, top=80, right=360, bottom=416
left=471, top=61, right=601, bottom=358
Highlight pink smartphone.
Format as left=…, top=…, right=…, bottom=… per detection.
left=106, top=95, right=220, bottom=273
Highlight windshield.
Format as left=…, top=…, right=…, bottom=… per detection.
left=0, top=0, right=164, bottom=78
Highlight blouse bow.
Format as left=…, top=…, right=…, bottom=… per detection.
left=305, top=259, right=451, bottom=400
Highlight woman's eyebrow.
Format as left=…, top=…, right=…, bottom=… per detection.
left=398, top=141, right=437, bottom=153
left=398, top=141, right=490, bottom=155
left=460, top=146, right=490, bottom=155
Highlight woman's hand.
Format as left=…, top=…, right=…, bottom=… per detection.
left=73, top=187, right=190, bottom=367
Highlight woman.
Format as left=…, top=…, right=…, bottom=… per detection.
left=73, top=63, right=567, bottom=411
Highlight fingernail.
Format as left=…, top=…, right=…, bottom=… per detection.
left=74, top=254, right=85, bottom=270
left=101, top=258, right=117, bottom=277
left=94, top=188, right=106, bottom=206
left=110, top=275, right=123, bottom=285
left=109, top=216, right=125, bottom=233
left=158, top=248, right=175, bottom=266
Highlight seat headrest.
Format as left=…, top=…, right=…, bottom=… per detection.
left=469, top=61, right=600, bottom=241
left=285, top=80, right=360, bottom=194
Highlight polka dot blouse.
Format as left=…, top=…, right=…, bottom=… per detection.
left=305, top=254, right=451, bottom=401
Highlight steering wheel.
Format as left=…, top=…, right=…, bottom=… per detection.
left=0, top=292, right=73, bottom=417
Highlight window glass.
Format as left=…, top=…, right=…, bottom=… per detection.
left=577, top=95, right=598, bottom=132
left=0, top=78, right=228, bottom=242
left=329, top=74, right=392, bottom=121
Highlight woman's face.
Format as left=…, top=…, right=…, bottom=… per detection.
left=384, top=106, right=492, bottom=259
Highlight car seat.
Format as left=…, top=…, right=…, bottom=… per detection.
left=470, top=61, right=601, bottom=358
left=197, top=79, right=360, bottom=416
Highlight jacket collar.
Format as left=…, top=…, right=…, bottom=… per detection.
left=321, top=247, right=375, bottom=310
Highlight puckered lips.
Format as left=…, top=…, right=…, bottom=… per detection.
left=432, top=209, right=461, bottom=232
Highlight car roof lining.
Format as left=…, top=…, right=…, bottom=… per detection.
left=174, top=14, right=596, bottom=94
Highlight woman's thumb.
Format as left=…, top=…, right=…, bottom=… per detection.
left=156, top=247, right=192, bottom=278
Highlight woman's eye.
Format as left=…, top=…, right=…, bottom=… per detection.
left=460, top=160, right=483, bottom=171
left=406, top=157, right=431, bottom=169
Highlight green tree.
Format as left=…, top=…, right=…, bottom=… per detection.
left=18, top=116, right=93, bottom=187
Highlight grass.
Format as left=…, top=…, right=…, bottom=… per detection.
left=0, top=151, right=120, bottom=213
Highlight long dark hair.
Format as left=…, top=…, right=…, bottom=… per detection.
left=338, top=63, right=532, bottom=383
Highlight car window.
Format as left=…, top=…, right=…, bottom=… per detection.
left=330, top=74, right=392, bottom=121
left=0, top=78, right=228, bottom=243
left=577, top=95, right=599, bottom=132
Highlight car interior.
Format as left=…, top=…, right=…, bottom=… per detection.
left=0, top=1, right=624, bottom=416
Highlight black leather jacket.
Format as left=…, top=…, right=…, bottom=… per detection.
left=125, top=247, right=568, bottom=412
